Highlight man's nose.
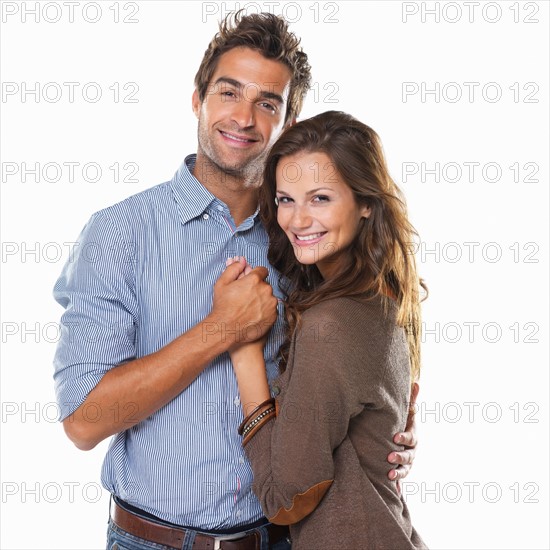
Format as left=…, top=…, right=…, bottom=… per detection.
left=231, top=98, right=255, bottom=129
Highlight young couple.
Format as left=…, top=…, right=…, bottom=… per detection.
left=54, top=10, right=426, bottom=549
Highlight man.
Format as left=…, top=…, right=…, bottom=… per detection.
left=53, top=12, right=418, bottom=549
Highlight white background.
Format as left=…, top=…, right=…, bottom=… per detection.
left=1, top=1, right=548, bottom=549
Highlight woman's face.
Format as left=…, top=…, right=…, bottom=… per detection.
left=275, top=150, right=370, bottom=279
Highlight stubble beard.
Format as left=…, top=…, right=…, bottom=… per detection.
left=196, top=125, right=269, bottom=189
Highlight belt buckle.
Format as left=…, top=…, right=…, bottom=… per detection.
left=212, top=530, right=248, bottom=550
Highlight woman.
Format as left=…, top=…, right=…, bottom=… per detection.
left=226, top=111, right=427, bottom=549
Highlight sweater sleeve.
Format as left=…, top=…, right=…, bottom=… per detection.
left=244, top=299, right=377, bottom=525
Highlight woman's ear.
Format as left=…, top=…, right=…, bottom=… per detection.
left=360, top=204, right=371, bottom=219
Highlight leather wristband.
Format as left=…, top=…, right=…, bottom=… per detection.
left=238, top=398, right=275, bottom=435
left=242, top=408, right=276, bottom=447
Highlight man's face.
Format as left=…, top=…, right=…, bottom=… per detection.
left=192, top=47, right=292, bottom=181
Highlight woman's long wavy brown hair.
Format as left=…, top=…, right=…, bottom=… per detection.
left=259, top=111, right=427, bottom=384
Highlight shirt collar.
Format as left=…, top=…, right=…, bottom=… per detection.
left=170, top=154, right=261, bottom=229
left=170, top=154, right=218, bottom=225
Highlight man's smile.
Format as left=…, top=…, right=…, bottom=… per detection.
left=219, top=129, right=260, bottom=146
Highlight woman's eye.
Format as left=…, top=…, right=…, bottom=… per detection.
left=313, top=195, right=330, bottom=202
left=278, top=196, right=292, bottom=204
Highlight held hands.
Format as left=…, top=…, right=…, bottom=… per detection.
left=210, top=256, right=277, bottom=352
left=219, top=258, right=273, bottom=411
left=387, top=382, right=419, bottom=491
left=225, top=257, right=270, bottom=364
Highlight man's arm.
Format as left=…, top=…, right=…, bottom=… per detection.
left=62, top=260, right=277, bottom=450
left=387, top=382, right=419, bottom=481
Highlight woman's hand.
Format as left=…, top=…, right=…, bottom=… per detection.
left=225, top=255, right=253, bottom=279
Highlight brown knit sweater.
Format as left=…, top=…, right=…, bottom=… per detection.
left=244, top=296, right=427, bottom=549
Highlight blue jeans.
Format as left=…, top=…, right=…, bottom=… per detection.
left=106, top=517, right=292, bottom=550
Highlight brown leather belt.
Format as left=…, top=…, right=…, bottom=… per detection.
left=111, top=499, right=289, bottom=550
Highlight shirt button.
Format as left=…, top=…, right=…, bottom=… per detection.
left=236, top=511, right=241, bottom=517
left=203, top=213, right=209, bottom=220
left=234, top=396, right=240, bottom=406
left=216, top=205, right=224, bottom=211
left=239, top=456, right=245, bottom=464
left=271, top=385, right=280, bottom=396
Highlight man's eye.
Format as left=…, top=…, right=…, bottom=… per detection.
left=221, top=91, right=237, bottom=98
left=259, top=102, right=276, bottom=112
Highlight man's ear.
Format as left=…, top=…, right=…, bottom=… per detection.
left=284, top=116, right=297, bottom=129
left=192, top=89, right=201, bottom=119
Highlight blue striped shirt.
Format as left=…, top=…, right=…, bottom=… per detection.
left=53, top=155, right=285, bottom=529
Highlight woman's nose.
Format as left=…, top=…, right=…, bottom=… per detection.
left=290, top=204, right=313, bottom=229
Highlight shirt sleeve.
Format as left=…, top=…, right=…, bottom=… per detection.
left=243, top=301, right=373, bottom=525
left=52, top=210, right=138, bottom=421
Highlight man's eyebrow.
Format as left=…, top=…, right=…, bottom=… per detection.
left=261, top=90, right=285, bottom=105
left=213, top=77, right=242, bottom=90
left=214, top=77, right=285, bottom=105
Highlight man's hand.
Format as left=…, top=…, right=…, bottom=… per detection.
left=225, top=256, right=269, bottom=361
left=388, top=382, right=419, bottom=488
left=210, top=256, right=278, bottom=349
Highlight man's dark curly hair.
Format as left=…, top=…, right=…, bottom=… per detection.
left=194, top=11, right=311, bottom=123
